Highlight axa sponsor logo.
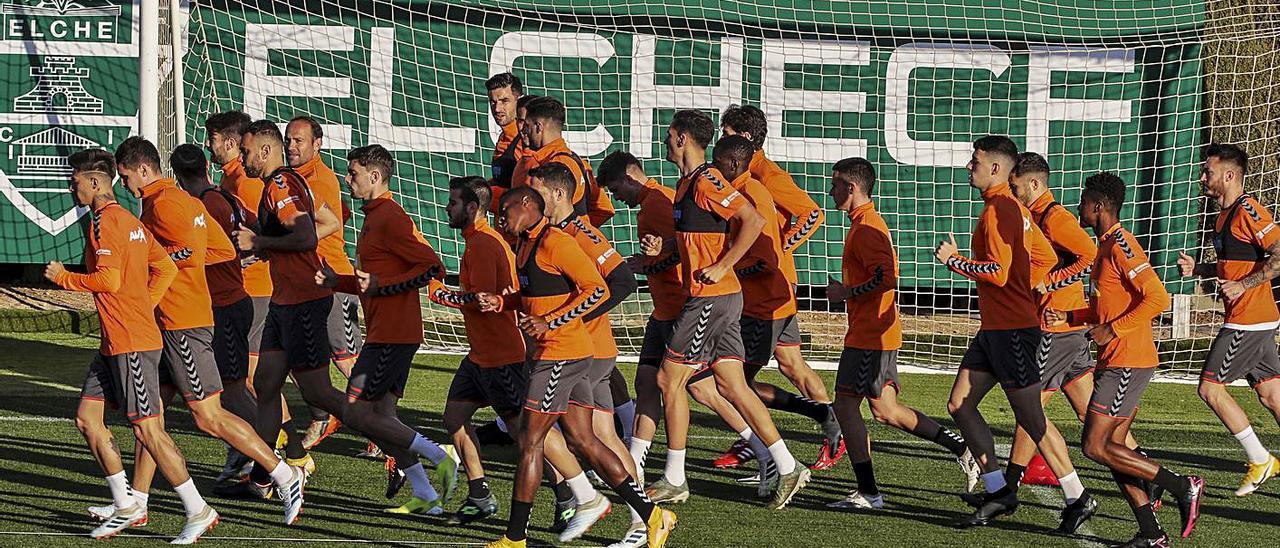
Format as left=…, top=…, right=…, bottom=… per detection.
left=128, top=227, right=144, bottom=242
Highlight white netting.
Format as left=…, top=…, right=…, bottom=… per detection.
left=175, top=1, right=1280, bottom=377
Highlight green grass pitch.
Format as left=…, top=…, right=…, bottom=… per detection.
left=1, top=331, right=1278, bottom=546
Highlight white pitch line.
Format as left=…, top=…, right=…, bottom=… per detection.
left=0, top=369, right=80, bottom=393
left=0, top=531, right=485, bottom=544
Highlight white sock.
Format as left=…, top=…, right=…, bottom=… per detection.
left=495, top=416, right=509, bottom=433
left=628, top=504, right=642, bottom=524
left=981, top=470, right=1007, bottom=494
left=630, top=437, right=652, bottom=472
left=739, top=428, right=771, bottom=462
left=268, top=460, right=295, bottom=486
left=105, top=471, right=135, bottom=509
left=665, top=449, right=687, bottom=486
left=566, top=472, right=598, bottom=502
left=404, top=463, right=438, bottom=501
left=1234, top=426, right=1271, bottom=464
left=1058, top=472, right=1085, bottom=504
left=173, top=479, right=209, bottom=518
left=616, top=400, right=637, bottom=442
left=132, top=490, right=149, bottom=508
left=766, top=440, right=797, bottom=475
left=410, top=433, right=447, bottom=465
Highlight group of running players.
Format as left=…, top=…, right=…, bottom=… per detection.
left=45, top=72, right=1280, bottom=548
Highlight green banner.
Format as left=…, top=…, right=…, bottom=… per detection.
left=2, top=0, right=1206, bottom=295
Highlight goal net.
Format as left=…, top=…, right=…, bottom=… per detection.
left=169, top=0, right=1275, bottom=377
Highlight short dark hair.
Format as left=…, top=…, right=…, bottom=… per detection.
left=516, top=94, right=540, bottom=111
left=670, top=109, right=715, bottom=149
left=205, top=110, right=253, bottom=140
left=712, top=134, right=755, bottom=167
left=1012, top=152, right=1050, bottom=178
left=485, top=72, right=523, bottom=95
left=1082, top=171, right=1126, bottom=214
left=973, top=135, right=1019, bottom=165
left=68, top=148, right=116, bottom=180
left=169, top=144, right=208, bottom=183
left=448, top=175, right=491, bottom=209
left=114, top=136, right=162, bottom=171
left=597, top=150, right=641, bottom=185
left=720, top=104, right=768, bottom=150
left=347, top=144, right=395, bottom=180
left=1204, top=142, right=1249, bottom=176
left=833, top=157, right=876, bottom=195
left=243, top=119, right=284, bottom=145
left=501, top=185, right=545, bottom=213
left=528, top=162, right=576, bottom=198
left=288, top=115, right=323, bottom=139
left=524, top=96, right=566, bottom=127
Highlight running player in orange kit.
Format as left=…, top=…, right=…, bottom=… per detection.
left=1046, top=172, right=1204, bottom=547
left=718, top=105, right=841, bottom=470
left=476, top=187, right=676, bottom=548
left=510, top=96, right=614, bottom=226
left=48, top=148, right=216, bottom=543
left=285, top=115, right=360, bottom=450
left=113, top=137, right=305, bottom=526
left=823, top=156, right=978, bottom=511
left=932, top=136, right=1076, bottom=528
left=315, top=144, right=457, bottom=515
left=1177, top=143, right=1280, bottom=497
left=487, top=72, right=524, bottom=206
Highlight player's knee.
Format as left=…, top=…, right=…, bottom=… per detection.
left=1257, top=386, right=1280, bottom=411
left=75, top=413, right=104, bottom=438
left=190, top=408, right=222, bottom=436
left=343, top=402, right=371, bottom=431
left=686, top=379, right=717, bottom=406
left=1081, top=436, right=1108, bottom=465
left=442, top=406, right=468, bottom=433
left=946, top=397, right=970, bottom=418
left=868, top=401, right=893, bottom=425
left=1196, top=381, right=1222, bottom=404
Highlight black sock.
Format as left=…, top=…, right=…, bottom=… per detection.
left=309, top=405, right=330, bottom=422
left=931, top=427, right=967, bottom=457
left=468, top=477, right=491, bottom=500
left=1134, top=446, right=1150, bottom=459
left=853, top=460, right=878, bottom=496
left=282, top=420, right=306, bottom=460
left=1153, top=467, right=1190, bottom=495
left=608, top=478, right=655, bottom=519
left=249, top=462, right=269, bottom=484
left=1133, top=500, right=1163, bottom=538
left=506, top=500, right=532, bottom=541
left=552, top=480, right=574, bottom=503
left=773, top=390, right=830, bottom=423
left=1004, top=463, right=1027, bottom=489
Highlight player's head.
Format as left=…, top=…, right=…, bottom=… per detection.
left=67, top=148, right=117, bottom=207
left=114, top=136, right=163, bottom=196
left=1078, top=171, right=1125, bottom=230
left=527, top=163, right=576, bottom=217
left=486, top=72, right=523, bottom=127
left=712, top=135, right=755, bottom=182
left=496, top=185, right=545, bottom=238
left=446, top=175, right=490, bottom=229
left=169, top=143, right=210, bottom=192
left=1010, top=152, right=1050, bottom=207
left=346, top=144, right=394, bottom=201
left=285, top=116, right=323, bottom=168
left=666, top=109, right=715, bottom=165
left=968, top=135, right=1019, bottom=190
left=1200, top=142, right=1248, bottom=208
left=522, top=96, right=565, bottom=150
left=597, top=150, right=646, bottom=207
left=515, top=94, right=540, bottom=136
left=204, top=110, right=252, bottom=165
left=240, top=120, right=285, bottom=179
left=831, top=157, right=875, bottom=211
left=720, top=104, right=767, bottom=150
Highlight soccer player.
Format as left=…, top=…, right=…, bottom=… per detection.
left=205, top=111, right=309, bottom=471
left=718, top=104, right=841, bottom=470
left=487, top=72, right=524, bottom=202
left=644, top=109, right=808, bottom=509
left=286, top=115, right=362, bottom=450
left=315, top=144, right=457, bottom=515
left=527, top=162, right=648, bottom=542
left=1177, top=143, right=1280, bottom=496
left=824, top=156, right=978, bottom=510
left=476, top=187, right=675, bottom=548
left=932, top=136, right=1070, bottom=527
left=113, top=136, right=306, bottom=525
left=512, top=96, right=615, bottom=226
left=596, top=151, right=683, bottom=485
left=1045, top=172, right=1204, bottom=547
left=430, top=175, right=528, bottom=525
left=48, top=148, right=216, bottom=543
